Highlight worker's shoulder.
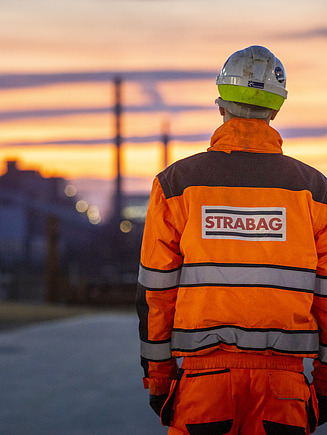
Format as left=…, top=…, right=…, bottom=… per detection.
left=157, top=151, right=212, bottom=198
left=281, top=154, right=327, bottom=193
left=156, top=151, right=327, bottom=202
left=283, top=153, right=325, bottom=176
left=165, top=150, right=210, bottom=171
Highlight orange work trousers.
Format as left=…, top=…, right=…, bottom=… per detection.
left=161, top=351, right=318, bottom=435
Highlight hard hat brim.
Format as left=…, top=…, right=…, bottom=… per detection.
left=218, top=84, right=285, bottom=111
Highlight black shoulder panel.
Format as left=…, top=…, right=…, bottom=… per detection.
left=157, top=151, right=327, bottom=205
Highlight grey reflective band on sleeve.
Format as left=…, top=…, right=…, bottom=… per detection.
left=180, top=264, right=315, bottom=292
left=319, top=343, right=327, bottom=364
left=138, top=264, right=181, bottom=290
left=140, top=340, right=172, bottom=361
left=315, top=277, right=327, bottom=297
left=171, top=326, right=319, bottom=355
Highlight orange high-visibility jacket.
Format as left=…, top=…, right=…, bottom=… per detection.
left=136, top=118, right=327, bottom=397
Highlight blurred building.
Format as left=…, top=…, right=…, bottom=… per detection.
left=0, top=160, right=149, bottom=304
left=0, top=160, right=95, bottom=301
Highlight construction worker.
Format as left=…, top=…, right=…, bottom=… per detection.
left=136, top=45, right=327, bottom=434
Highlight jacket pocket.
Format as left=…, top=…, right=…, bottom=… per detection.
left=169, top=367, right=233, bottom=433
left=185, top=369, right=231, bottom=378
left=263, top=371, right=310, bottom=434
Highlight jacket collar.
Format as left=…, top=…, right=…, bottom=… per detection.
left=208, top=118, right=283, bottom=154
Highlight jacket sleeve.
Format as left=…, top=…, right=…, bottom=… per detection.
left=136, top=177, right=182, bottom=396
left=312, top=210, right=327, bottom=396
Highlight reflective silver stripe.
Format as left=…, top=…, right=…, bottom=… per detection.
left=172, top=327, right=319, bottom=354
left=140, top=340, right=172, bottom=361
left=180, top=265, right=315, bottom=291
left=315, top=277, right=327, bottom=297
left=319, top=344, right=327, bottom=364
left=138, top=264, right=181, bottom=289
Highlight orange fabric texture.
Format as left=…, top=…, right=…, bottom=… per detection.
left=136, top=117, right=327, bottom=398
left=208, top=117, right=283, bottom=154
left=164, top=359, right=317, bottom=434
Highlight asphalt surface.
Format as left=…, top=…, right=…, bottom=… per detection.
left=0, top=312, right=166, bottom=435
left=0, top=312, right=325, bottom=434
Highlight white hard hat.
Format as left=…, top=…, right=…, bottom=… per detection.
left=216, top=45, right=287, bottom=111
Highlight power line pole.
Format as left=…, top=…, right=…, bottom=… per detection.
left=110, top=77, right=124, bottom=283
left=162, top=119, right=170, bottom=169
left=114, top=77, right=122, bottom=221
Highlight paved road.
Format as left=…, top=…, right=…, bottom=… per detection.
left=0, top=312, right=166, bottom=435
left=0, top=312, right=325, bottom=434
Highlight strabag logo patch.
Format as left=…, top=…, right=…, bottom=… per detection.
left=202, top=206, right=286, bottom=241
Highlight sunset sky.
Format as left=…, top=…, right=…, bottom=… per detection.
left=1, top=0, right=327, bottom=203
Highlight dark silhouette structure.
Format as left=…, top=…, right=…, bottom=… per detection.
left=0, top=160, right=95, bottom=301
